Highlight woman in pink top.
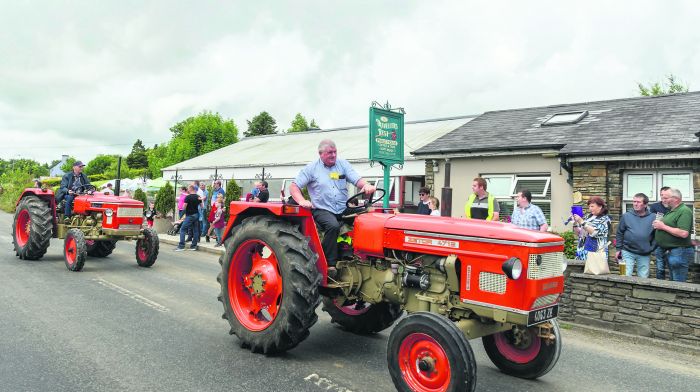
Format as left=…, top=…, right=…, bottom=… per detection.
left=177, top=187, right=187, bottom=218
left=211, top=194, right=226, bottom=247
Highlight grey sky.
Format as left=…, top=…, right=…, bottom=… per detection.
left=1, top=1, right=699, bottom=164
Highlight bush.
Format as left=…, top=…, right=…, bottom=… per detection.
left=224, top=179, right=241, bottom=207
left=0, top=169, right=33, bottom=213
left=554, top=231, right=577, bottom=260
left=133, top=188, right=148, bottom=209
left=41, top=177, right=62, bottom=188
left=155, top=181, right=175, bottom=218
left=88, top=173, right=109, bottom=182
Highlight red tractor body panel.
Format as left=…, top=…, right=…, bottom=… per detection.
left=16, top=188, right=59, bottom=236
left=73, top=193, right=144, bottom=230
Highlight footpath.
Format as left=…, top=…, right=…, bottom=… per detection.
left=157, top=232, right=225, bottom=256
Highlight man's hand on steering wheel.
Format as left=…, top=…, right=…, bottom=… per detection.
left=298, top=199, right=313, bottom=209
left=361, top=183, right=376, bottom=195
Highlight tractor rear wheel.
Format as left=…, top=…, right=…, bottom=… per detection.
left=217, top=215, right=321, bottom=354
left=388, top=312, right=477, bottom=392
left=64, top=229, right=87, bottom=271
left=135, top=228, right=159, bottom=267
left=322, top=297, right=402, bottom=334
left=12, top=195, right=52, bottom=260
left=482, top=320, right=562, bottom=379
left=87, top=240, right=117, bottom=258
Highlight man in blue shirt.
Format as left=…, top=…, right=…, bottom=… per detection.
left=290, top=139, right=376, bottom=271
left=511, top=189, right=548, bottom=232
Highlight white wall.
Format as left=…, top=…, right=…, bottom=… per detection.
left=432, top=154, right=573, bottom=232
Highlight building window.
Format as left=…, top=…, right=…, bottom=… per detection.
left=482, top=174, right=551, bottom=223
left=623, top=171, right=694, bottom=212
left=542, top=111, right=588, bottom=126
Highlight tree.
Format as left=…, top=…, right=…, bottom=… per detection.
left=310, top=119, right=319, bottom=129
left=287, top=113, right=309, bottom=133
left=60, top=157, right=77, bottom=173
left=638, top=74, right=689, bottom=96
left=85, top=155, right=119, bottom=176
left=154, top=181, right=175, bottom=218
left=224, top=179, right=242, bottom=207
left=167, top=111, right=239, bottom=164
left=127, top=139, right=149, bottom=180
left=0, top=159, right=49, bottom=178
left=245, top=111, right=277, bottom=137
left=133, top=188, right=148, bottom=210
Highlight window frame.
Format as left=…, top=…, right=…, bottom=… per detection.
left=541, top=111, right=588, bottom=126
left=481, top=174, right=552, bottom=224
left=623, top=170, right=694, bottom=204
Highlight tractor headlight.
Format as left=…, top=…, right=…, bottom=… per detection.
left=502, top=257, right=523, bottom=280
left=104, top=208, right=114, bottom=217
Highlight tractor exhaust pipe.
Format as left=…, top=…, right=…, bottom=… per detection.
left=114, top=156, right=122, bottom=196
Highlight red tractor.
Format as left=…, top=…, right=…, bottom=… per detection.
left=12, top=185, right=159, bottom=271
left=217, top=191, right=565, bottom=392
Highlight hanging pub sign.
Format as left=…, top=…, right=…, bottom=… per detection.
left=369, top=107, right=404, bottom=165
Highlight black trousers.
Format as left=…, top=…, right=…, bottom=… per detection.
left=312, top=209, right=345, bottom=266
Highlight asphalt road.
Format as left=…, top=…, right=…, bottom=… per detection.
left=1, top=211, right=698, bottom=392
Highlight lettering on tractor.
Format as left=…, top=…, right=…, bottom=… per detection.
left=217, top=189, right=565, bottom=392
left=12, top=185, right=159, bottom=271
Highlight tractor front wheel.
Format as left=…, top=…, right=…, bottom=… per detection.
left=322, top=297, right=402, bottom=334
left=12, top=196, right=52, bottom=260
left=64, top=229, right=87, bottom=271
left=87, top=240, right=117, bottom=258
left=136, top=228, right=159, bottom=267
left=217, top=215, right=321, bottom=354
left=388, top=312, right=477, bottom=392
left=482, top=320, right=562, bottom=380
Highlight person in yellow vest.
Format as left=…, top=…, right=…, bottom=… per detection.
left=465, top=177, right=500, bottom=220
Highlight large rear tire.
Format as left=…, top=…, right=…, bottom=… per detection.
left=12, top=196, right=52, bottom=260
left=87, top=240, right=117, bottom=258
left=322, top=297, right=402, bottom=334
left=64, top=229, right=87, bottom=272
left=217, top=215, right=321, bottom=354
left=482, top=320, right=562, bottom=379
left=388, top=312, right=477, bottom=392
left=136, top=228, right=159, bottom=267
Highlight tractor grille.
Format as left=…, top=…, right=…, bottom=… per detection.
left=479, top=272, right=506, bottom=294
left=531, top=294, right=560, bottom=309
left=116, top=224, right=141, bottom=231
left=117, top=207, right=143, bottom=218
left=528, top=252, right=564, bottom=280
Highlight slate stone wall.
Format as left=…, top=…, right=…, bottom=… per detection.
left=560, top=261, right=700, bottom=346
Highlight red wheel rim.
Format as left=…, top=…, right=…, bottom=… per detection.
left=333, top=298, right=371, bottom=316
left=398, top=333, right=451, bottom=392
left=228, top=239, right=283, bottom=331
left=493, top=328, right=541, bottom=364
left=15, top=209, right=30, bottom=247
left=65, top=236, right=77, bottom=266
left=137, top=240, right=148, bottom=261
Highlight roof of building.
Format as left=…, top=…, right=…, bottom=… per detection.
left=413, top=91, right=700, bottom=157
left=163, top=115, right=476, bottom=171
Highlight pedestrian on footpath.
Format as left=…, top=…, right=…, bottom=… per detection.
left=210, top=193, right=226, bottom=247
left=177, top=186, right=187, bottom=219
left=615, top=193, right=655, bottom=277
left=176, top=185, right=201, bottom=251
left=428, top=196, right=441, bottom=216
left=254, top=180, right=269, bottom=203
left=652, top=188, right=694, bottom=282
left=650, top=186, right=671, bottom=279
left=511, top=189, right=548, bottom=232
left=416, top=187, right=431, bottom=215
left=465, top=177, right=500, bottom=221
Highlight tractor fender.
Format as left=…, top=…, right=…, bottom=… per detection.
left=16, top=188, right=58, bottom=238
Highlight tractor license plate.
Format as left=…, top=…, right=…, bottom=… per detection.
left=527, top=305, right=558, bottom=326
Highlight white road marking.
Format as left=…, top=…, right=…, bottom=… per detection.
left=304, top=374, right=355, bottom=392
left=93, top=277, right=169, bottom=313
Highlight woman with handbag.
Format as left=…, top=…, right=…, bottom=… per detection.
left=573, top=196, right=612, bottom=275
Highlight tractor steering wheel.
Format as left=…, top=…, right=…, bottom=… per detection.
left=345, top=188, right=386, bottom=214
left=75, top=184, right=97, bottom=195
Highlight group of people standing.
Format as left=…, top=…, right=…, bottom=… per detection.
left=175, top=180, right=226, bottom=250
left=571, top=187, right=693, bottom=282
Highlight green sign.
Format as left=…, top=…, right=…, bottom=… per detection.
left=369, top=107, right=404, bottom=165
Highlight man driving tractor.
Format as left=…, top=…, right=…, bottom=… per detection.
left=57, top=160, right=91, bottom=218
left=289, top=139, right=376, bottom=276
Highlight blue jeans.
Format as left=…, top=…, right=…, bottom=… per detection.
left=667, top=247, right=693, bottom=282
left=64, top=194, right=75, bottom=217
left=178, top=214, right=200, bottom=249
left=655, top=247, right=668, bottom=279
left=621, top=249, right=650, bottom=278
left=214, top=227, right=223, bottom=244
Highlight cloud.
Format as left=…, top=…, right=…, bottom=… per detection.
left=0, top=1, right=699, bottom=164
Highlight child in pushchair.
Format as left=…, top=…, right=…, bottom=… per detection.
left=167, top=221, right=182, bottom=235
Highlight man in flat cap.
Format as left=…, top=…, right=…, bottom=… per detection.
left=57, top=160, right=91, bottom=218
